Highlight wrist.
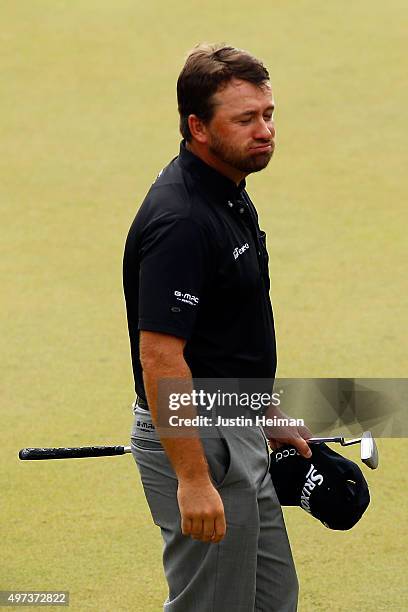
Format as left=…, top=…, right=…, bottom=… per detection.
left=178, top=470, right=212, bottom=487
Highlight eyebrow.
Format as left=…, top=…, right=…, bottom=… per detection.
left=233, top=104, right=275, bottom=119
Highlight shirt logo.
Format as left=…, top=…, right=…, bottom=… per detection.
left=300, top=464, right=324, bottom=514
left=233, top=243, right=249, bottom=260
left=174, top=290, right=199, bottom=306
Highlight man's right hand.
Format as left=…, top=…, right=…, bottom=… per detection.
left=177, top=478, right=226, bottom=543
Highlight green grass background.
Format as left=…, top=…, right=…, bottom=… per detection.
left=2, top=1, right=407, bottom=610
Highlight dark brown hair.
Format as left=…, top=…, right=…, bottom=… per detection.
left=177, top=43, right=270, bottom=141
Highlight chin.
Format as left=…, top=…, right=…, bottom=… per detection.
left=246, top=152, right=273, bottom=172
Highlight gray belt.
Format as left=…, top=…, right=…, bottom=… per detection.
left=131, top=398, right=162, bottom=448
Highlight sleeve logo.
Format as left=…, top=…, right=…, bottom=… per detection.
left=174, top=290, right=200, bottom=306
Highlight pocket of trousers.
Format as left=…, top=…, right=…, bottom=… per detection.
left=259, top=426, right=272, bottom=479
left=131, top=438, right=165, bottom=451
left=202, top=436, right=231, bottom=488
left=132, top=435, right=232, bottom=487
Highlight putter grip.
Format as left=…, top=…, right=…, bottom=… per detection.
left=19, top=446, right=126, bottom=460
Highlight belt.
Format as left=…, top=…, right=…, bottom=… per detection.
left=135, top=396, right=149, bottom=410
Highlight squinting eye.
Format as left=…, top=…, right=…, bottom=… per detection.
left=239, top=119, right=251, bottom=125
left=263, top=115, right=273, bottom=122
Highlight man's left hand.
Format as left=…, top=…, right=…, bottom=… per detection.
left=263, top=405, right=312, bottom=459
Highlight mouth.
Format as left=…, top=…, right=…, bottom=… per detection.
left=249, top=142, right=274, bottom=154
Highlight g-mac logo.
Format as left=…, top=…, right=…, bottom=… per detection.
left=233, top=243, right=249, bottom=260
left=174, top=290, right=199, bottom=306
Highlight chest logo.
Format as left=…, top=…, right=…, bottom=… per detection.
left=233, top=243, right=249, bottom=260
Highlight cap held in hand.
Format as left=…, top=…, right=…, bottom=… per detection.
left=269, top=442, right=370, bottom=530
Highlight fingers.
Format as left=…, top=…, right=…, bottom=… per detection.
left=182, top=517, right=202, bottom=540
left=181, top=513, right=226, bottom=543
left=201, top=517, right=216, bottom=542
left=212, top=513, right=226, bottom=543
left=269, top=435, right=311, bottom=458
left=267, top=422, right=313, bottom=458
left=189, top=513, right=227, bottom=543
left=298, top=424, right=313, bottom=440
left=292, top=435, right=312, bottom=459
left=191, top=517, right=215, bottom=542
left=190, top=517, right=204, bottom=540
left=181, top=516, right=192, bottom=537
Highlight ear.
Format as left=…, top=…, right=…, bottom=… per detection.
left=187, top=114, right=208, bottom=144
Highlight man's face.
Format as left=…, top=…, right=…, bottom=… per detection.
left=204, top=78, right=275, bottom=176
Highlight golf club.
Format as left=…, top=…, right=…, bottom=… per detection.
left=18, top=445, right=132, bottom=460
left=19, top=431, right=379, bottom=468
left=308, top=430, right=379, bottom=469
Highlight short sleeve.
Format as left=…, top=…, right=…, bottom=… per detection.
left=138, top=218, right=213, bottom=339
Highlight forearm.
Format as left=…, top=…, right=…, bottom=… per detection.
left=142, top=357, right=211, bottom=484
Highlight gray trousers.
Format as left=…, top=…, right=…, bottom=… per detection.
left=131, top=409, right=298, bottom=611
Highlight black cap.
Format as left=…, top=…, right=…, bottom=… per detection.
left=269, top=442, right=370, bottom=530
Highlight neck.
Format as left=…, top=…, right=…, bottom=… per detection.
left=186, top=141, right=246, bottom=186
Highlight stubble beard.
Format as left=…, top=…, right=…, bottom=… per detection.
left=208, top=131, right=274, bottom=175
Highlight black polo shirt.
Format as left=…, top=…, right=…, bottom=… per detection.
left=123, top=142, right=277, bottom=401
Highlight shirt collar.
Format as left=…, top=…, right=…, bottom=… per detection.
left=178, top=140, right=246, bottom=203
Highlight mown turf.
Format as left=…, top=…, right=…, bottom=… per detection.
left=2, top=1, right=407, bottom=610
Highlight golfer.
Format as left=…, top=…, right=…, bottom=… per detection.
left=123, top=44, right=311, bottom=611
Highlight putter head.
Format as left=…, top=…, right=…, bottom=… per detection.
left=360, top=431, right=379, bottom=469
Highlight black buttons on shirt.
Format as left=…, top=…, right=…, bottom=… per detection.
left=236, top=199, right=246, bottom=215
left=227, top=199, right=245, bottom=214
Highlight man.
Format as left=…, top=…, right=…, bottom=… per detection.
left=123, top=44, right=311, bottom=611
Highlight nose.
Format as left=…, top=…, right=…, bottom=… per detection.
left=255, top=118, right=275, bottom=141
